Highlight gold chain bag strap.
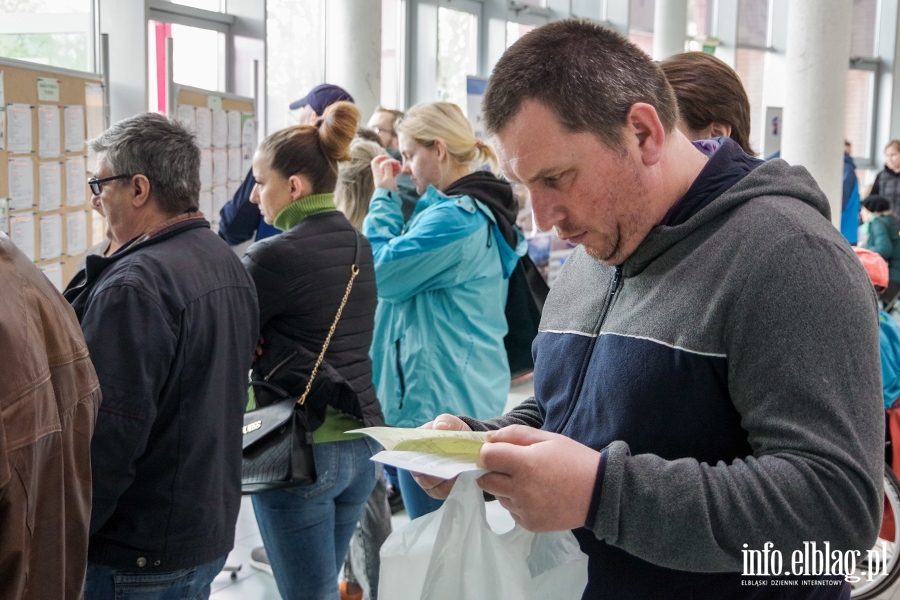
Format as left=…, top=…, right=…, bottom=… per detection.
left=241, top=233, right=362, bottom=494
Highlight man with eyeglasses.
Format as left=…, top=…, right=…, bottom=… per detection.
left=64, top=112, right=259, bottom=600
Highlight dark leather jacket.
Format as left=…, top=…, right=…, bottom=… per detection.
left=0, top=233, right=101, bottom=599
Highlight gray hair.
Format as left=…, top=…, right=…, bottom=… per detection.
left=89, top=112, right=201, bottom=214
left=335, top=138, right=386, bottom=230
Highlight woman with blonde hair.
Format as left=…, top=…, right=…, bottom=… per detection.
left=364, top=101, right=526, bottom=518
left=336, top=137, right=386, bottom=230
left=243, top=101, right=384, bottom=600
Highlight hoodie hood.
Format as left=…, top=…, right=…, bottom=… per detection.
left=443, top=171, right=519, bottom=249
left=623, top=158, right=831, bottom=277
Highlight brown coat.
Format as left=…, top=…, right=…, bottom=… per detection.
left=0, top=233, right=101, bottom=599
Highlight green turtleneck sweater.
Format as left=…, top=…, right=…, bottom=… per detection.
left=263, top=193, right=365, bottom=444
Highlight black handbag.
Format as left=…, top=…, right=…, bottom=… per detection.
left=504, top=253, right=550, bottom=379
left=241, top=236, right=361, bottom=494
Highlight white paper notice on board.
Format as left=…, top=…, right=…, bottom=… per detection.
left=8, top=157, right=34, bottom=210
left=176, top=105, right=195, bottom=132
left=66, top=211, right=88, bottom=255
left=66, top=155, right=86, bottom=207
left=213, top=148, right=228, bottom=185
left=195, top=108, right=212, bottom=148
left=227, top=147, right=242, bottom=181
left=212, top=109, right=227, bottom=148
left=38, top=105, right=61, bottom=158
left=226, top=180, right=240, bottom=201
left=207, top=96, right=223, bottom=111
left=0, top=70, right=5, bottom=107
left=199, top=148, right=212, bottom=191
left=40, top=213, right=62, bottom=260
left=7, top=104, right=33, bottom=155
left=85, top=83, right=104, bottom=141
left=198, top=190, right=213, bottom=220
left=64, top=105, right=85, bottom=152
left=0, top=199, right=8, bottom=233
left=227, top=110, right=241, bottom=147
left=212, top=185, right=227, bottom=216
left=39, top=161, right=62, bottom=211
left=37, top=77, right=60, bottom=102
left=41, top=262, right=64, bottom=291
left=10, top=213, right=35, bottom=261
left=0, top=108, right=6, bottom=151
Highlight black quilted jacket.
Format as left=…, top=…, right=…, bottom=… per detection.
left=242, top=210, right=384, bottom=428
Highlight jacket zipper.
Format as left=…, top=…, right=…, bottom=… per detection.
left=395, top=339, right=406, bottom=409
left=560, top=265, right=622, bottom=431
left=263, top=350, right=298, bottom=382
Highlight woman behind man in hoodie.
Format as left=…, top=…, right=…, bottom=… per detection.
left=365, top=101, right=526, bottom=519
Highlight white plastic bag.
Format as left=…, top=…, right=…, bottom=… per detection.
left=379, top=472, right=589, bottom=600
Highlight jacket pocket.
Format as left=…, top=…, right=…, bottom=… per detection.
left=395, top=339, right=406, bottom=409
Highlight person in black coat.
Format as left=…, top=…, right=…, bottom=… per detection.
left=871, top=140, right=900, bottom=216
left=241, top=101, right=384, bottom=600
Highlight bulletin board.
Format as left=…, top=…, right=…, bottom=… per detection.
left=169, top=84, right=256, bottom=230
left=0, top=56, right=106, bottom=290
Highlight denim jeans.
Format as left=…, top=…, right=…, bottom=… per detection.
left=342, top=468, right=392, bottom=599
left=252, top=436, right=379, bottom=600
left=84, top=555, right=226, bottom=600
left=398, top=468, right=445, bottom=519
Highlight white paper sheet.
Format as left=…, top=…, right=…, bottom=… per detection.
left=39, top=213, right=62, bottom=260
left=0, top=70, right=5, bottom=107
left=227, top=147, right=242, bottom=181
left=212, top=109, right=227, bottom=148
left=176, top=105, right=195, bottom=132
left=85, top=83, right=104, bottom=141
left=0, top=199, right=8, bottom=233
left=241, top=114, right=256, bottom=174
left=40, top=262, right=64, bottom=291
left=8, top=157, right=34, bottom=210
left=64, top=105, right=85, bottom=152
left=370, top=450, right=487, bottom=480
left=7, top=104, right=33, bottom=155
left=212, top=185, right=228, bottom=217
left=198, top=190, right=213, bottom=220
left=38, top=105, right=61, bottom=159
left=351, top=427, right=489, bottom=480
left=65, top=155, right=86, bottom=207
left=199, top=148, right=212, bottom=191
left=10, top=213, right=35, bottom=260
left=227, top=110, right=241, bottom=147
left=66, top=211, right=88, bottom=255
left=226, top=180, right=241, bottom=201
left=37, top=77, right=60, bottom=102
left=38, top=161, right=62, bottom=211
left=0, top=108, right=6, bottom=151
left=194, top=108, right=212, bottom=148
left=213, top=148, right=228, bottom=186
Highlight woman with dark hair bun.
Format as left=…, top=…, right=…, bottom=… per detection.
left=242, top=101, right=385, bottom=600
left=862, top=194, right=900, bottom=305
left=660, top=51, right=755, bottom=156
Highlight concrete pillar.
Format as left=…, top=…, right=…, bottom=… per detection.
left=325, top=0, right=382, bottom=122
left=652, top=0, right=688, bottom=60
left=781, top=0, right=852, bottom=225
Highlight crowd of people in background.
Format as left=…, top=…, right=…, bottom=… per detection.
left=0, top=18, right=894, bottom=600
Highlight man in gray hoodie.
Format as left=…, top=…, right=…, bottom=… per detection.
left=413, top=19, right=883, bottom=599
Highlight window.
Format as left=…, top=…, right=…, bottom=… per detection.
left=845, top=0, right=880, bottom=164
left=0, top=0, right=94, bottom=72
left=628, top=0, right=654, bottom=56
left=734, top=48, right=766, bottom=152
left=850, top=0, right=878, bottom=57
left=437, top=7, right=478, bottom=115
left=687, top=0, right=709, bottom=40
left=381, top=0, right=405, bottom=110
left=147, top=21, right=226, bottom=112
left=166, top=0, right=223, bottom=11
left=506, top=22, right=536, bottom=48
left=845, top=69, right=875, bottom=161
left=266, top=0, right=325, bottom=134
left=737, top=0, right=769, bottom=48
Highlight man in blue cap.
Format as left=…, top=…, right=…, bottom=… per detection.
left=217, top=84, right=354, bottom=245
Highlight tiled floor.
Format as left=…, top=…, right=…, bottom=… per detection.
left=210, top=379, right=534, bottom=598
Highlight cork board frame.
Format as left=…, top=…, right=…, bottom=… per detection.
left=0, top=56, right=105, bottom=288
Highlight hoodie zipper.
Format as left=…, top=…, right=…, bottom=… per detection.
left=560, top=265, right=622, bottom=431
left=395, top=339, right=406, bottom=409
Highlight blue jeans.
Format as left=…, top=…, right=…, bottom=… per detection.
left=398, top=468, right=445, bottom=519
left=252, top=436, right=378, bottom=600
left=84, top=555, right=226, bottom=599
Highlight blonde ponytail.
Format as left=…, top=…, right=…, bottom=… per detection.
left=398, top=102, right=499, bottom=174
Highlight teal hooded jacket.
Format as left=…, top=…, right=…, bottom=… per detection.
left=363, top=183, right=526, bottom=428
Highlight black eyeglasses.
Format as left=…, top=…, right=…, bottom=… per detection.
left=88, top=174, right=133, bottom=195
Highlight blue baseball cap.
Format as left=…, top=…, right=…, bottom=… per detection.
left=289, top=84, right=354, bottom=114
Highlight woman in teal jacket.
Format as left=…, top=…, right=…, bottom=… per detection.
left=364, top=102, right=525, bottom=518
left=862, top=195, right=900, bottom=304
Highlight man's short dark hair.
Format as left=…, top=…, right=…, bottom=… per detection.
left=483, top=19, right=678, bottom=150
left=89, top=113, right=201, bottom=214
